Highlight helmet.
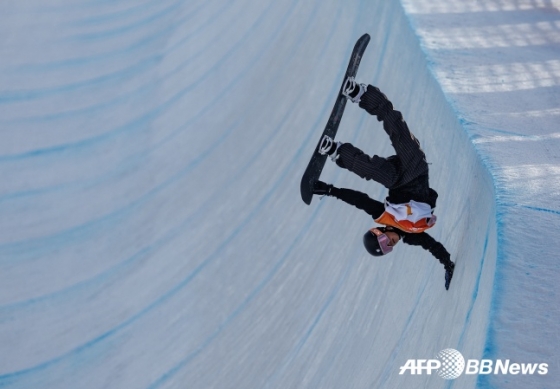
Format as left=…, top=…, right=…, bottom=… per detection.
left=363, top=228, right=393, bottom=256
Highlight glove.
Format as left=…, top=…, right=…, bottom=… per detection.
left=312, top=181, right=333, bottom=196
left=444, top=262, right=455, bottom=290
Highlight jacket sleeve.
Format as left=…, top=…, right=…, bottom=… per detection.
left=402, top=232, right=451, bottom=266
left=329, top=187, right=385, bottom=218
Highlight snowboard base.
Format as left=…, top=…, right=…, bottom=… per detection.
left=300, top=33, right=370, bottom=205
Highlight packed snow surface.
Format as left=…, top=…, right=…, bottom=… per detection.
left=0, top=0, right=557, bottom=388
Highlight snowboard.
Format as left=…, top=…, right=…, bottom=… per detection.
left=300, top=33, right=370, bottom=205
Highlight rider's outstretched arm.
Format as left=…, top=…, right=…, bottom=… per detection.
left=328, top=186, right=385, bottom=218
left=401, top=232, right=452, bottom=267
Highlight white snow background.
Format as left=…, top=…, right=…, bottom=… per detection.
left=0, top=0, right=558, bottom=388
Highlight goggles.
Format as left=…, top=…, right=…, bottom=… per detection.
left=370, top=228, right=393, bottom=255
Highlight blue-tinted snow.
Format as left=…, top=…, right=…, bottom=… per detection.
left=0, top=0, right=557, bottom=388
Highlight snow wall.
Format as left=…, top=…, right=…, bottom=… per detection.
left=0, top=0, right=556, bottom=388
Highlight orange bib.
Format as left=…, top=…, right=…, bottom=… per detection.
left=374, top=211, right=436, bottom=233
left=374, top=200, right=437, bottom=233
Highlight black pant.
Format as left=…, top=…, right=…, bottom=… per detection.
left=336, top=85, right=429, bottom=190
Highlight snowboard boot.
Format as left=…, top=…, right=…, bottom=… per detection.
left=342, top=76, right=367, bottom=103
left=318, top=135, right=342, bottom=161
left=313, top=181, right=333, bottom=196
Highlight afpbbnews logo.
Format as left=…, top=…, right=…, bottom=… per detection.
left=399, top=349, right=548, bottom=380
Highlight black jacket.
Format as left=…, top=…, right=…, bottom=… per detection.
left=328, top=186, right=451, bottom=266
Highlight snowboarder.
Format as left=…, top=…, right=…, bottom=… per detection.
left=314, top=78, right=455, bottom=290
